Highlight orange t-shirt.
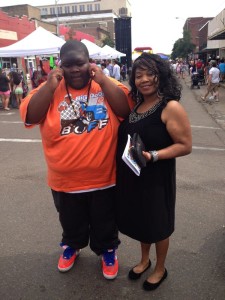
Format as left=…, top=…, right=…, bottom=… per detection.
left=20, top=78, right=132, bottom=192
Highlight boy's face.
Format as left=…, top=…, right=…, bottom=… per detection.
left=61, top=50, right=90, bottom=90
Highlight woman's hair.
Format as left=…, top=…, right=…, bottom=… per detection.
left=10, top=71, right=21, bottom=85
left=129, top=53, right=182, bottom=103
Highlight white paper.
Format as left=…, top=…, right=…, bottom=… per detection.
left=122, top=134, right=141, bottom=176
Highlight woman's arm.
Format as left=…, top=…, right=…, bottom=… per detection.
left=143, top=100, right=192, bottom=162
left=90, top=64, right=130, bottom=118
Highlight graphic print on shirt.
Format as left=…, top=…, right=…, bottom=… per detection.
left=58, top=92, right=108, bottom=135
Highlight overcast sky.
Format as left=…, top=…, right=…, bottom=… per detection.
left=0, top=0, right=225, bottom=53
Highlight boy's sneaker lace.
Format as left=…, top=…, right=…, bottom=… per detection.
left=102, top=249, right=118, bottom=279
left=58, top=243, right=81, bottom=272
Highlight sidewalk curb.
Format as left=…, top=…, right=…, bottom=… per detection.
left=183, top=76, right=225, bottom=146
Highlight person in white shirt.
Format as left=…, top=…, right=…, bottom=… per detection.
left=101, top=63, right=110, bottom=76
left=106, top=60, right=113, bottom=77
left=112, top=60, right=121, bottom=81
left=201, top=61, right=220, bottom=102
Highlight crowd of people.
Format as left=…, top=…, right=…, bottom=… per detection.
left=170, top=57, right=224, bottom=102
left=0, top=65, right=28, bottom=110
left=0, top=58, right=128, bottom=110
left=90, top=58, right=127, bottom=81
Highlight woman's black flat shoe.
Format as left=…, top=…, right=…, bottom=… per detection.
left=143, top=268, right=168, bottom=291
left=128, top=260, right=151, bottom=280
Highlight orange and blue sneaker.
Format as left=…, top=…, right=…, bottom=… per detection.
left=102, top=249, right=118, bottom=279
left=58, top=243, right=81, bottom=272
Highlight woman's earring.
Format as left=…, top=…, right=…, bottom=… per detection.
left=136, top=90, right=142, bottom=101
left=157, top=89, right=163, bottom=98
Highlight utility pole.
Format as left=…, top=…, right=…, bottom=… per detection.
left=55, top=0, right=59, bottom=36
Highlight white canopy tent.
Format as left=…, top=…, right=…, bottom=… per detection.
left=80, top=41, right=126, bottom=60
left=99, top=45, right=126, bottom=59
left=0, top=28, right=126, bottom=61
left=81, top=39, right=103, bottom=58
left=0, top=27, right=65, bottom=57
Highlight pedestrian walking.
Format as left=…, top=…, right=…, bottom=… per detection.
left=20, top=40, right=131, bottom=279
left=116, top=53, right=192, bottom=291
left=219, top=58, right=225, bottom=82
left=201, top=61, right=220, bottom=102
left=0, top=68, right=11, bottom=110
left=101, top=63, right=110, bottom=76
left=9, top=71, right=23, bottom=108
left=112, top=60, right=121, bottom=81
left=120, top=64, right=127, bottom=81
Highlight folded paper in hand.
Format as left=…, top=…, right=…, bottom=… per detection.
left=122, top=134, right=143, bottom=176
left=130, top=133, right=146, bottom=168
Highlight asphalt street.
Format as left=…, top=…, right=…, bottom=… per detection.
left=0, top=79, right=225, bottom=300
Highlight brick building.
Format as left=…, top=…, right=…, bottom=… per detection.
left=183, top=17, right=213, bottom=60
left=38, top=0, right=131, bottom=45
left=0, top=1, right=132, bottom=72
left=0, top=8, right=36, bottom=69
left=1, top=5, right=57, bottom=34
left=0, top=4, right=98, bottom=72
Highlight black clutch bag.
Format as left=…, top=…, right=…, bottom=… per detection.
left=130, top=133, right=146, bottom=168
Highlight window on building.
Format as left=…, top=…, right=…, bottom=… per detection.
left=72, top=5, right=77, bottom=13
left=2, top=58, right=11, bottom=69
left=119, top=7, right=128, bottom=16
left=95, top=4, right=100, bottom=11
left=41, top=8, right=48, bottom=15
left=65, top=6, right=70, bottom=13
left=87, top=4, right=93, bottom=11
left=50, top=7, right=55, bottom=15
left=57, top=6, right=62, bottom=14
left=79, top=5, right=85, bottom=12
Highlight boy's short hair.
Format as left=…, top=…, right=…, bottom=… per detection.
left=60, top=40, right=89, bottom=58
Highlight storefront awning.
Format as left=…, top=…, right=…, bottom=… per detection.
left=199, top=47, right=219, bottom=52
left=208, top=30, right=225, bottom=40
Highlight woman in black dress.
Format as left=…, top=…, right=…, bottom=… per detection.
left=116, top=53, right=192, bottom=291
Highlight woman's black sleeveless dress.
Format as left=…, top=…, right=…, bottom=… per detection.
left=116, top=101, right=176, bottom=244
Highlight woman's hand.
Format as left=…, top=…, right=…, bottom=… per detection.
left=142, top=151, right=151, bottom=162
left=89, top=63, right=106, bottom=85
left=89, top=63, right=130, bottom=118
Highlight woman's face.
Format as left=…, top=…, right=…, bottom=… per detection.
left=61, top=50, right=90, bottom=89
left=135, top=67, right=158, bottom=97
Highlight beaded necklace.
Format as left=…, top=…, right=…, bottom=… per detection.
left=129, top=99, right=163, bottom=123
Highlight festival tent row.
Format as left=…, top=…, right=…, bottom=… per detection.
left=100, top=45, right=126, bottom=59
left=0, top=27, right=65, bottom=57
left=0, top=27, right=126, bottom=59
left=80, top=40, right=126, bottom=59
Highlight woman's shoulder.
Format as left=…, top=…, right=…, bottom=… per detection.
left=162, top=100, right=187, bottom=122
left=164, top=100, right=182, bottom=111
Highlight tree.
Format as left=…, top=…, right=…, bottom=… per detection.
left=171, top=30, right=195, bottom=60
left=101, top=36, right=114, bottom=47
